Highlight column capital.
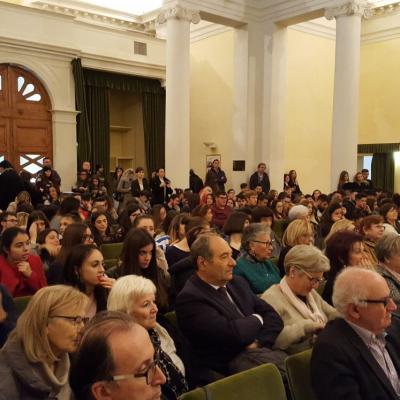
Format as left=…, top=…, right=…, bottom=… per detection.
left=157, top=5, right=201, bottom=25
left=325, top=1, right=373, bottom=20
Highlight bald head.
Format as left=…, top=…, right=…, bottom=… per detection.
left=333, top=267, right=396, bottom=335
left=333, top=267, right=386, bottom=315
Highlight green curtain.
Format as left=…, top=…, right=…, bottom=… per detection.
left=371, top=152, right=394, bottom=192
left=71, top=59, right=91, bottom=165
left=86, top=85, right=110, bottom=178
left=358, top=143, right=400, bottom=153
left=84, top=69, right=164, bottom=94
left=142, top=92, right=166, bottom=175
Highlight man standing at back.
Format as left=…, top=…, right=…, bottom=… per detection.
left=205, top=159, right=227, bottom=192
left=249, top=163, right=270, bottom=194
left=175, top=233, right=285, bottom=376
left=311, top=267, right=400, bottom=400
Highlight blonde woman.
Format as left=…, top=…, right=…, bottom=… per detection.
left=108, top=275, right=188, bottom=399
left=277, top=219, right=314, bottom=276
left=0, top=285, right=87, bottom=399
left=324, top=218, right=355, bottom=242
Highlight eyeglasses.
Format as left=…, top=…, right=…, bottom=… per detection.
left=109, top=358, right=159, bottom=385
left=252, top=239, right=275, bottom=247
left=295, top=266, right=325, bottom=286
left=360, top=297, right=393, bottom=307
left=5, top=219, right=17, bottom=223
left=49, top=315, right=90, bottom=326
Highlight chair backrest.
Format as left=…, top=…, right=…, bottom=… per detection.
left=14, top=295, right=32, bottom=316
left=179, top=388, right=207, bottom=400
left=204, top=363, right=287, bottom=400
left=285, top=349, right=316, bottom=400
left=100, top=243, right=123, bottom=260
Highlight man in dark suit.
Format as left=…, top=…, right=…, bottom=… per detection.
left=175, top=233, right=285, bottom=375
left=311, top=267, right=400, bottom=400
left=249, top=163, right=270, bottom=194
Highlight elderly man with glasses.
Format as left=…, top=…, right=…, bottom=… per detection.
left=311, top=267, right=400, bottom=400
left=70, top=311, right=166, bottom=400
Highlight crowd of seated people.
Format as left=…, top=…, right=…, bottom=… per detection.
left=0, top=158, right=400, bottom=399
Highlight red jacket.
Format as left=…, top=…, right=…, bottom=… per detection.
left=0, top=255, right=47, bottom=297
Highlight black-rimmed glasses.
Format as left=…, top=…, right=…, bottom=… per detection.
left=109, top=358, right=159, bottom=385
left=360, top=297, right=393, bottom=307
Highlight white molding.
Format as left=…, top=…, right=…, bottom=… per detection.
left=81, top=53, right=165, bottom=79
left=190, top=22, right=231, bottom=43
left=362, top=25, right=400, bottom=43
left=0, top=35, right=165, bottom=79
left=290, top=20, right=336, bottom=40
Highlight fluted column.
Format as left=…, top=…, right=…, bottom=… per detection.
left=326, top=1, right=372, bottom=190
left=157, top=5, right=200, bottom=189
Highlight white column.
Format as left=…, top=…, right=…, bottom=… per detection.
left=263, top=23, right=288, bottom=192
left=231, top=27, right=249, bottom=191
left=326, top=1, right=372, bottom=191
left=51, top=109, right=79, bottom=192
left=157, top=5, right=200, bottom=190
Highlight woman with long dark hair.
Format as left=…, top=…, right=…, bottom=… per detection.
left=115, top=228, right=169, bottom=312
left=90, top=212, right=115, bottom=246
left=63, top=244, right=114, bottom=318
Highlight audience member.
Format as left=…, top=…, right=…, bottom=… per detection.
left=175, top=234, right=285, bottom=375
left=0, top=284, right=17, bottom=347
left=249, top=163, right=270, bottom=194
left=150, top=168, right=173, bottom=205
left=69, top=311, right=166, bottom=400
left=0, top=285, right=87, bottom=398
left=359, top=215, right=385, bottom=266
left=311, top=267, right=400, bottom=400
left=262, top=245, right=337, bottom=354
left=223, top=211, right=250, bottom=259
left=108, top=276, right=188, bottom=399
left=234, top=223, right=280, bottom=294
left=211, top=190, right=232, bottom=230
left=0, top=227, right=47, bottom=297
left=63, top=244, right=114, bottom=318
left=205, top=159, right=227, bottom=192
left=376, top=233, right=400, bottom=315
left=379, top=202, right=400, bottom=235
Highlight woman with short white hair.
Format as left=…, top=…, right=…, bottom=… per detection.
left=262, top=245, right=338, bottom=354
left=107, top=275, right=187, bottom=399
left=0, top=285, right=88, bottom=399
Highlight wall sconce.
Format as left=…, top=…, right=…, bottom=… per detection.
left=203, top=142, right=217, bottom=150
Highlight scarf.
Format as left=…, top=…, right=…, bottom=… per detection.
left=280, top=276, right=327, bottom=323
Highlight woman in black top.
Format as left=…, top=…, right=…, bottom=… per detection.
left=131, top=166, right=151, bottom=197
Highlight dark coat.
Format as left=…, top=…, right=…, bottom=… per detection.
left=175, top=274, right=283, bottom=374
left=249, top=172, right=270, bottom=194
left=189, top=173, right=204, bottom=194
left=311, top=317, right=400, bottom=400
left=205, top=168, right=227, bottom=192
left=0, top=285, right=17, bottom=348
left=131, top=178, right=151, bottom=197
left=0, top=168, right=24, bottom=211
left=150, top=177, right=173, bottom=205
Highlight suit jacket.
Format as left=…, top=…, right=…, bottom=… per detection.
left=150, top=177, right=173, bottom=205
left=175, top=274, right=283, bottom=373
left=249, top=172, right=270, bottom=194
left=131, top=179, right=150, bottom=197
left=311, top=318, right=400, bottom=400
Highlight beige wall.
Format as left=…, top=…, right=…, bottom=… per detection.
left=359, top=39, right=400, bottom=144
left=285, top=28, right=335, bottom=195
left=190, top=30, right=234, bottom=188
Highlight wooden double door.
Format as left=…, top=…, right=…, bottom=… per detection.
left=0, top=64, right=52, bottom=174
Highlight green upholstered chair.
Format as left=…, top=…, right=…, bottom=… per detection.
left=14, top=295, right=32, bottom=316
left=104, top=258, right=118, bottom=271
left=179, top=388, right=207, bottom=400
left=203, top=363, right=287, bottom=400
left=100, top=243, right=123, bottom=260
left=285, top=349, right=316, bottom=400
